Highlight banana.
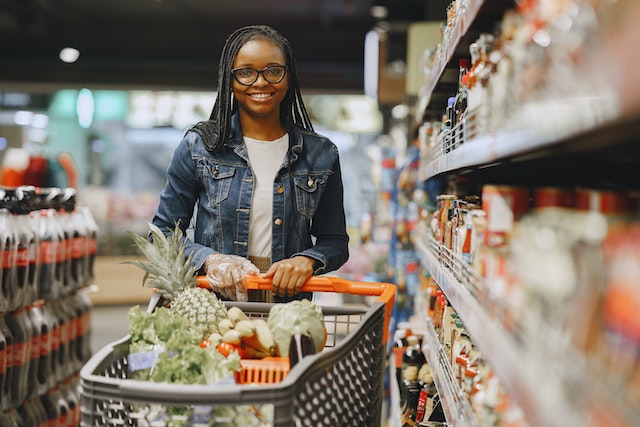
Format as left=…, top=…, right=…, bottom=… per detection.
left=233, top=319, right=257, bottom=337
left=251, top=319, right=277, bottom=355
left=227, top=306, right=249, bottom=324
left=221, top=329, right=242, bottom=345
left=241, top=334, right=269, bottom=354
left=241, top=343, right=274, bottom=359
left=217, top=318, right=235, bottom=335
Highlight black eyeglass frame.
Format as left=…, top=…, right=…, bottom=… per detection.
left=230, top=65, right=289, bottom=86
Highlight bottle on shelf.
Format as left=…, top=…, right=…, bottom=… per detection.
left=6, top=187, right=40, bottom=310
left=29, top=300, right=52, bottom=398
left=4, top=307, right=32, bottom=408
left=80, top=206, right=99, bottom=287
left=36, top=188, right=65, bottom=301
left=0, top=195, right=18, bottom=312
left=415, top=363, right=439, bottom=424
left=400, top=335, right=426, bottom=426
left=453, top=58, right=471, bottom=146
left=393, top=322, right=413, bottom=390
left=0, top=314, right=15, bottom=412
left=443, top=97, right=456, bottom=153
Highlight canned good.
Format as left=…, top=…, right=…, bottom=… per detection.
left=481, top=185, right=530, bottom=247
left=534, top=187, right=575, bottom=209
left=575, top=188, right=634, bottom=216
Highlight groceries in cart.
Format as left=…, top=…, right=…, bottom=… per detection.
left=123, top=223, right=328, bottom=386
left=80, top=265, right=395, bottom=427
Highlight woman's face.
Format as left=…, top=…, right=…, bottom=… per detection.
left=231, top=39, right=289, bottom=121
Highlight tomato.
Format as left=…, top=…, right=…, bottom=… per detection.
left=216, top=342, right=245, bottom=358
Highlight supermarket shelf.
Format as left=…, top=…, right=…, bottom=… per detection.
left=419, top=112, right=640, bottom=184
left=415, top=0, right=484, bottom=121
left=422, top=319, right=476, bottom=427
left=420, top=128, right=538, bottom=181
left=413, top=230, right=588, bottom=427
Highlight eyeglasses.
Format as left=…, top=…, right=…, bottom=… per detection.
left=231, top=65, right=288, bottom=85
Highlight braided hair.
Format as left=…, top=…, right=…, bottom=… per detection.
left=193, top=25, right=314, bottom=151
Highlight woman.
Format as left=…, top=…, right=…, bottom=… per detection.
left=151, top=25, right=349, bottom=302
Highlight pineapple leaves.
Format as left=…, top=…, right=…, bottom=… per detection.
left=123, top=222, right=198, bottom=298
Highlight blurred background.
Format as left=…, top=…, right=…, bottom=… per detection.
left=3, top=0, right=640, bottom=426
left=0, top=0, right=454, bottom=307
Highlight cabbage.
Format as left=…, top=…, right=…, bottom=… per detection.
left=267, top=299, right=325, bottom=356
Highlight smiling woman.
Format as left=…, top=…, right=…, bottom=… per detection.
left=230, top=37, right=290, bottom=138
left=150, top=25, right=349, bottom=304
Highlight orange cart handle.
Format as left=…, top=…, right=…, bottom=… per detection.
left=197, top=275, right=393, bottom=300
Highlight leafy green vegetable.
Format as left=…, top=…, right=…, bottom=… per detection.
left=126, top=305, right=240, bottom=384
left=128, top=305, right=200, bottom=350
left=267, top=299, right=325, bottom=356
left=150, top=344, right=240, bottom=385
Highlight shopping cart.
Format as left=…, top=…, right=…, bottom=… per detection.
left=80, top=276, right=396, bottom=427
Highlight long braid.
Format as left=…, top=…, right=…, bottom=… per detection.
left=192, top=25, right=314, bottom=151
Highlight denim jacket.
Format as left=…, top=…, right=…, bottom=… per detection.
left=152, top=113, right=349, bottom=276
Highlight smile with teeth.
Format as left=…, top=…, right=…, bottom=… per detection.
left=249, top=93, right=273, bottom=99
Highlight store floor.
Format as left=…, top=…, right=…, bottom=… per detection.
left=90, top=303, right=143, bottom=354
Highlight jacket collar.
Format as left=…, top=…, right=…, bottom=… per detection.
left=227, top=113, right=303, bottom=162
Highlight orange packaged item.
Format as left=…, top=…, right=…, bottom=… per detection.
left=482, top=184, right=530, bottom=247
left=236, top=357, right=290, bottom=384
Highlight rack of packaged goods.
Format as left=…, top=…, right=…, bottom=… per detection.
left=414, top=129, right=640, bottom=427
left=415, top=0, right=630, bottom=179
left=414, top=230, right=587, bottom=427
left=410, top=0, right=640, bottom=426
left=0, top=185, right=98, bottom=425
left=415, top=0, right=484, bottom=122
left=421, top=317, right=476, bottom=427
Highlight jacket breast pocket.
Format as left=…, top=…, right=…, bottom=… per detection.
left=199, top=161, right=236, bottom=205
left=293, top=172, right=330, bottom=218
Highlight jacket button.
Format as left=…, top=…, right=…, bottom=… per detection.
left=274, top=218, right=283, bottom=226
left=276, top=185, right=284, bottom=194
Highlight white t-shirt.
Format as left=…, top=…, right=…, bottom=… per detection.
left=244, top=134, right=289, bottom=258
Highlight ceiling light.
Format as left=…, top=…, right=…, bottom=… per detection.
left=59, top=47, right=80, bottom=63
left=14, top=110, right=33, bottom=126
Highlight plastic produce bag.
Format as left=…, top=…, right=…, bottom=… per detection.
left=204, top=254, right=259, bottom=301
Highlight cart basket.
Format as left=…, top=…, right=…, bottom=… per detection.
left=80, top=276, right=396, bottom=427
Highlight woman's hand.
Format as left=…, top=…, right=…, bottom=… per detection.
left=262, top=256, right=315, bottom=298
left=204, top=254, right=259, bottom=301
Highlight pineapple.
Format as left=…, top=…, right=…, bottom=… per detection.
left=125, top=222, right=228, bottom=339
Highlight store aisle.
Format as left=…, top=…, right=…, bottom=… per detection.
left=90, top=304, right=141, bottom=355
